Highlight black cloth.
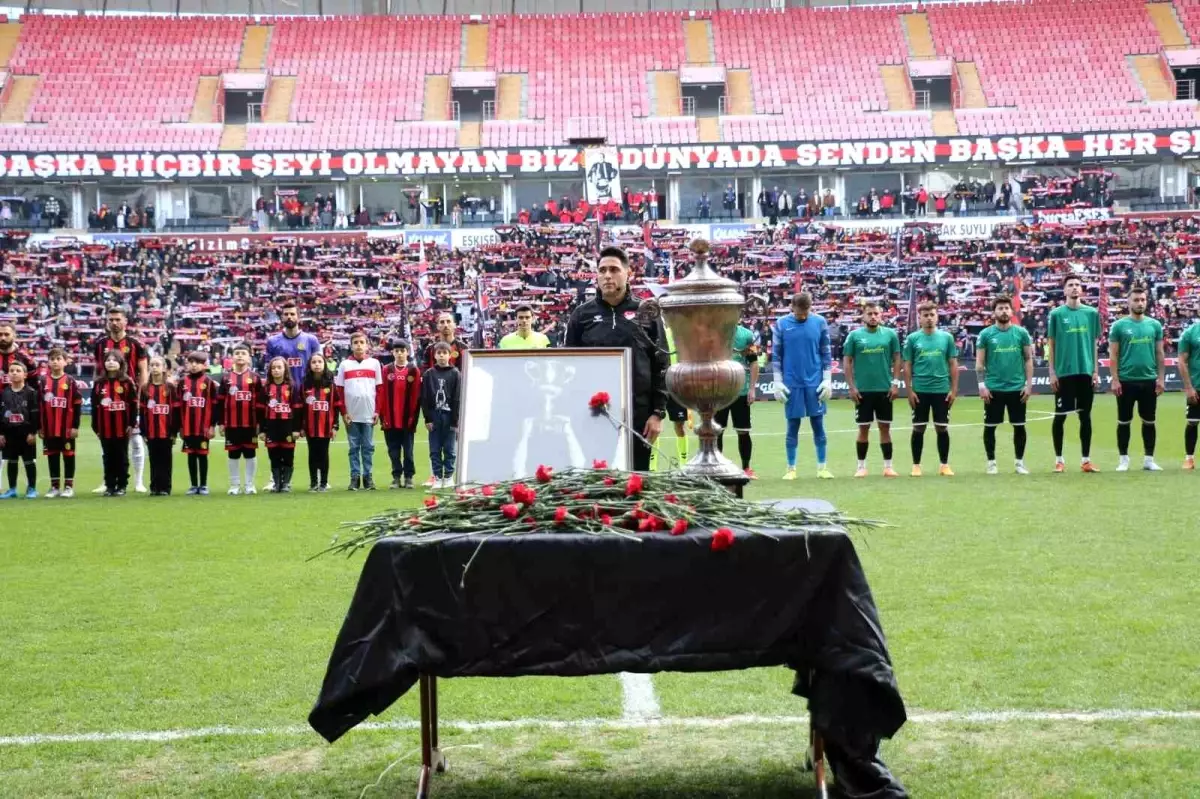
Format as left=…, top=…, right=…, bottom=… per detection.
left=855, top=392, right=894, bottom=425
left=310, top=529, right=907, bottom=796
left=564, top=289, right=669, bottom=419
left=984, top=391, right=1027, bottom=426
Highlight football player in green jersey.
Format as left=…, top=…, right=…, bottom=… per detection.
left=843, top=302, right=901, bottom=478
left=902, top=301, right=959, bottom=477
left=1178, top=319, right=1200, bottom=470
left=1046, top=274, right=1102, bottom=472
left=976, top=295, right=1034, bottom=475
left=1109, top=284, right=1164, bottom=472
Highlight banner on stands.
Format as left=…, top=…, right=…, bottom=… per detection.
left=826, top=215, right=1010, bottom=240
left=3, top=129, right=1200, bottom=182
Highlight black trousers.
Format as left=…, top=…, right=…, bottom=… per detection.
left=100, top=436, right=129, bottom=492
left=632, top=408, right=652, bottom=472
left=147, top=438, right=174, bottom=494
left=307, top=437, right=331, bottom=486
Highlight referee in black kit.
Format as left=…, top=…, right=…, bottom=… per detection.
left=565, top=245, right=668, bottom=470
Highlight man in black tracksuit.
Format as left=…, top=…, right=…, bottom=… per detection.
left=565, top=246, right=668, bottom=471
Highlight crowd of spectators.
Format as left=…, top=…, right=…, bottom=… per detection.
left=4, top=214, right=1200, bottom=380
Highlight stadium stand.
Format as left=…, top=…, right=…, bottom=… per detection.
left=0, top=1, right=1195, bottom=151
left=6, top=215, right=1200, bottom=376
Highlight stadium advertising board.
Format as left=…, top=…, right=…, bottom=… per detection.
left=3, top=129, right=1200, bottom=181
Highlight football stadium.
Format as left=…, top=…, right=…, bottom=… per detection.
left=1, top=0, right=1199, bottom=796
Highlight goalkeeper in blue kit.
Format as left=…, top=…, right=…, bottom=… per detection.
left=772, top=292, right=833, bottom=480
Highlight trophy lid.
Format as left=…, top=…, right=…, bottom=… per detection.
left=658, top=240, right=744, bottom=310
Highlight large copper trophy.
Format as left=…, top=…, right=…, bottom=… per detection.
left=657, top=239, right=748, bottom=489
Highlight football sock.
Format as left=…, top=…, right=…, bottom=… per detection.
left=23, top=459, right=35, bottom=490
left=1186, top=423, right=1198, bottom=456
left=810, top=415, right=827, bottom=464
left=785, top=418, right=801, bottom=467
left=983, top=426, right=997, bottom=460
left=1142, top=422, right=1156, bottom=457
left=1116, top=421, right=1131, bottom=456
left=228, top=459, right=240, bottom=487
left=1013, top=426, right=1027, bottom=460
left=1079, top=410, right=1093, bottom=458
left=1052, top=415, right=1066, bottom=457
left=736, top=432, right=751, bottom=470
left=910, top=427, right=925, bottom=465
left=856, top=441, right=869, bottom=461
left=131, top=435, right=146, bottom=486
left=936, top=428, right=950, bottom=464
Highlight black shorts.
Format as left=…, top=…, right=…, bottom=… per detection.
left=665, top=396, right=689, bottom=424
left=1116, top=379, right=1157, bottom=423
left=854, top=391, right=894, bottom=425
left=1054, top=374, right=1095, bottom=415
left=911, top=392, right=950, bottom=426
left=181, top=436, right=211, bottom=455
left=224, top=427, right=258, bottom=453
left=3, top=435, right=36, bottom=461
left=42, top=436, right=77, bottom=456
left=984, top=390, right=1027, bottom=426
left=714, top=395, right=752, bottom=432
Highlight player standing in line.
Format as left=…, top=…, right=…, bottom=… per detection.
left=92, top=306, right=149, bottom=493
left=714, top=320, right=759, bottom=479
left=0, top=361, right=40, bottom=499
left=91, top=350, right=139, bottom=497
left=1178, top=318, right=1200, bottom=470
left=772, top=292, right=833, bottom=480
left=265, top=300, right=321, bottom=491
left=902, top=301, right=958, bottom=477
left=843, top=302, right=901, bottom=478
left=219, top=343, right=262, bottom=495
left=177, top=351, right=220, bottom=496
left=39, top=348, right=83, bottom=498
left=1109, top=284, right=1165, bottom=472
left=0, top=322, right=37, bottom=493
left=976, top=295, right=1034, bottom=475
left=259, top=356, right=303, bottom=493
left=423, top=311, right=470, bottom=370
left=140, top=356, right=179, bottom=496
left=379, top=339, right=422, bottom=489
left=652, top=324, right=691, bottom=470
left=1047, top=274, right=1102, bottom=473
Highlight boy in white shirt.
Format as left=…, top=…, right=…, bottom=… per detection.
left=335, top=331, right=384, bottom=491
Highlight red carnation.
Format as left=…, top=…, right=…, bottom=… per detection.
left=671, top=519, right=688, bottom=536
left=535, top=464, right=554, bottom=483
left=603, top=477, right=616, bottom=486
left=592, top=459, right=608, bottom=469
left=500, top=503, right=520, bottom=520
left=408, top=516, right=421, bottom=526
left=588, top=391, right=611, bottom=412
left=664, top=493, right=678, bottom=504
left=423, top=496, right=438, bottom=509
left=511, top=482, right=537, bottom=505
left=624, top=474, right=644, bottom=497
left=638, top=517, right=654, bottom=532
left=554, top=506, right=569, bottom=525
left=573, top=492, right=587, bottom=500
left=600, top=514, right=613, bottom=525
left=481, top=485, right=496, bottom=497
left=711, top=527, right=735, bottom=552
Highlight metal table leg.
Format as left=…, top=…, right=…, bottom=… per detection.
left=416, top=675, right=446, bottom=799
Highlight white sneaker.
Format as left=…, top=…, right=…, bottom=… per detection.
left=985, top=462, right=998, bottom=475
left=1116, top=457, right=1130, bottom=472
left=45, top=487, right=61, bottom=499
left=60, top=487, right=75, bottom=499
left=1014, top=462, right=1030, bottom=475
left=227, top=485, right=241, bottom=496
left=244, top=485, right=257, bottom=495
left=264, top=480, right=275, bottom=492
left=92, top=484, right=107, bottom=494
left=135, top=483, right=148, bottom=494
left=1143, top=460, right=1163, bottom=472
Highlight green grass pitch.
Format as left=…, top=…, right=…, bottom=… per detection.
left=1, top=396, right=1197, bottom=797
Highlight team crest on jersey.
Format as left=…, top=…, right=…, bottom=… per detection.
left=59, top=380, right=68, bottom=391
left=146, top=400, right=157, bottom=410
left=115, top=385, right=123, bottom=394
left=183, top=392, right=191, bottom=402
left=593, top=315, right=603, bottom=322
left=297, top=343, right=306, bottom=351
left=305, top=395, right=316, bottom=405
left=200, top=441, right=207, bottom=450
left=387, top=372, right=395, bottom=381
left=101, top=397, right=112, bottom=407
left=44, top=391, right=53, bottom=403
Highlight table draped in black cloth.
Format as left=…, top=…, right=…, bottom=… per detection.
left=310, top=528, right=908, bottom=798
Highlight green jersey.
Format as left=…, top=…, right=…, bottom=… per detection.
left=1180, top=323, right=1200, bottom=390
left=976, top=323, right=1032, bottom=392
left=499, top=330, right=551, bottom=349
left=1109, top=315, right=1162, bottom=382
left=731, top=325, right=757, bottom=396
left=1047, top=303, right=1101, bottom=378
left=902, top=328, right=958, bottom=394
left=844, top=325, right=900, bottom=393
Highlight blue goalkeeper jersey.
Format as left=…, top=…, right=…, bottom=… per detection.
left=772, top=312, right=831, bottom=389
left=266, top=330, right=322, bottom=387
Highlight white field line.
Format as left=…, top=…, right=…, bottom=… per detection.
left=3, top=708, right=1198, bottom=747
left=618, top=673, right=661, bottom=721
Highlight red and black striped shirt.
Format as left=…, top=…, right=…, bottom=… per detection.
left=39, top=373, right=83, bottom=438
left=0, top=347, right=37, bottom=390
left=300, top=383, right=340, bottom=439
left=379, top=363, right=422, bottom=431
left=220, top=370, right=260, bottom=430
left=423, top=338, right=469, bottom=370
left=140, top=382, right=179, bottom=440
left=93, top=335, right=148, bottom=383
left=91, top=376, right=139, bottom=439
left=176, top=373, right=220, bottom=438
left=257, top=380, right=301, bottom=425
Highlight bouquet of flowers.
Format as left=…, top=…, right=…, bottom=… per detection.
left=324, top=462, right=883, bottom=585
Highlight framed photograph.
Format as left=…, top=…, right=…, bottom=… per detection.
left=457, top=348, right=633, bottom=485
